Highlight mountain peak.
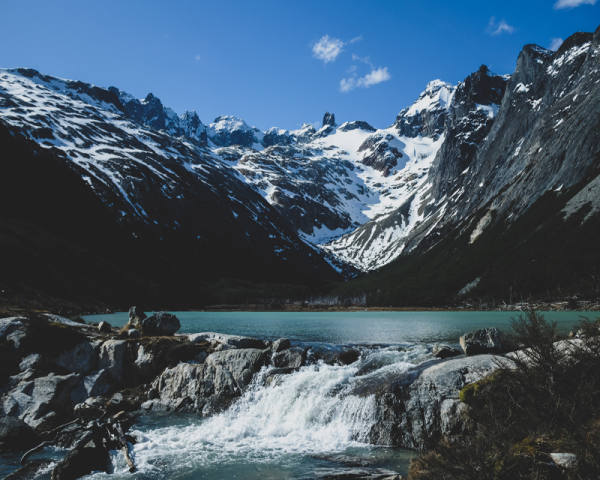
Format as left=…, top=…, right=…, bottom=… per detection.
left=323, top=112, right=336, bottom=127
left=143, top=92, right=158, bottom=103
left=424, top=80, right=453, bottom=96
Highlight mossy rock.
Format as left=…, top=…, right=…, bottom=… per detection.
left=459, top=370, right=505, bottom=404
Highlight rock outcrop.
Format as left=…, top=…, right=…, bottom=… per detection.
left=358, top=133, right=403, bottom=176
left=144, top=347, right=270, bottom=414
left=2, top=372, right=81, bottom=428
left=0, top=310, right=572, bottom=476
left=0, top=415, right=41, bottom=452
left=460, top=327, right=503, bottom=355
left=54, top=342, right=98, bottom=375
left=187, top=332, right=269, bottom=349
left=432, top=344, right=462, bottom=359
left=337, top=121, right=376, bottom=133
left=323, top=112, right=336, bottom=127
left=123, top=306, right=146, bottom=331
left=365, top=354, right=513, bottom=450
left=140, top=312, right=181, bottom=336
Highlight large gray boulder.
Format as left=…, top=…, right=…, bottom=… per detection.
left=459, top=327, right=503, bottom=355
left=70, top=369, right=113, bottom=404
left=141, top=312, right=180, bottom=336
left=54, top=341, right=98, bottom=374
left=187, top=332, right=268, bottom=349
left=1, top=373, right=81, bottom=427
left=98, top=340, right=128, bottom=383
left=0, top=415, right=41, bottom=452
left=206, top=348, right=270, bottom=388
left=364, top=354, right=513, bottom=450
left=272, top=347, right=305, bottom=369
left=433, top=344, right=462, bottom=359
left=145, top=348, right=270, bottom=414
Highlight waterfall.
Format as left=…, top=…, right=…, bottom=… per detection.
left=109, top=344, right=431, bottom=478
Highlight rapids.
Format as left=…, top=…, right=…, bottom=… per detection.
left=93, top=344, right=429, bottom=479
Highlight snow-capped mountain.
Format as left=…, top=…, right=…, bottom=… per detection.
left=322, top=65, right=509, bottom=270
left=0, top=67, right=345, bottom=298
left=333, top=26, right=600, bottom=306
left=1, top=25, right=599, bottom=307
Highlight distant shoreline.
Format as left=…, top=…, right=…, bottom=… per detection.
left=3, top=301, right=599, bottom=318
left=188, top=302, right=600, bottom=313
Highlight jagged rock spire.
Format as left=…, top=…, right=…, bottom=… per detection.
left=323, top=112, right=335, bottom=127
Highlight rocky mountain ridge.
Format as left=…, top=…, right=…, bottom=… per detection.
left=1, top=25, right=599, bottom=307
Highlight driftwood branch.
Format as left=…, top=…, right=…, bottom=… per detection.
left=21, top=419, right=80, bottom=465
left=114, top=420, right=135, bottom=472
left=21, top=440, right=56, bottom=466
left=40, top=418, right=79, bottom=438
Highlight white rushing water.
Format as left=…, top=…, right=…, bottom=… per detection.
left=95, top=344, right=431, bottom=478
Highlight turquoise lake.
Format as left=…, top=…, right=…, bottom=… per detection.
left=85, top=310, right=593, bottom=345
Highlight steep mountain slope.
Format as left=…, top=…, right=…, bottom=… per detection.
left=322, top=69, right=507, bottom=270
left=403, top=28, right=600, bottom=255
left=0, top=69, right=343, bottom=309
left=335, top=26, right=600, bottom=305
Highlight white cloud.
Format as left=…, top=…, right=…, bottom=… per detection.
left=195, top=54, right=201, bottom=62
left=340, top=78, right=355, bottom=93
left=549, top=37, right=564, bottom=51
left=312, top=35, right=344, bottom=63
left=349, top=36, right=363, bottom=44
left=554, top=0, right=597, bottom=9
left=346, top=65, right=358, bottom=73
left=487, top=17, right=515, bottom=36
left=352, top=54, right=372, bottom=66
left=340, top=67, right=391, bottom=93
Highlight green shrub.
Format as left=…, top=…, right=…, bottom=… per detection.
left=409, top=311, right=600, bottom=480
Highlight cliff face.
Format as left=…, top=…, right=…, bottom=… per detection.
left=411, top=27, right=600, bottom=257
left=427, top=65, right=508, bottom=207
left=335, top=26, right=600, bottom=271
left=332, top=27, right=600, bottom=306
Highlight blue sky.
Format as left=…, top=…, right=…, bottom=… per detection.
left=1, top=0, right=599, bottom=131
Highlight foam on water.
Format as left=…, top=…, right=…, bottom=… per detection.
left=94, top=344, right=431, bottom=478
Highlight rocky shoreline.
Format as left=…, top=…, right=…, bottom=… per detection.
left=0, top=310, right=575, bottom=479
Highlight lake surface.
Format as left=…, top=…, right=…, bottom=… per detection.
left=85, top=310, right=590, bottom=345
left=2, top=311, right=592, bottom=479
